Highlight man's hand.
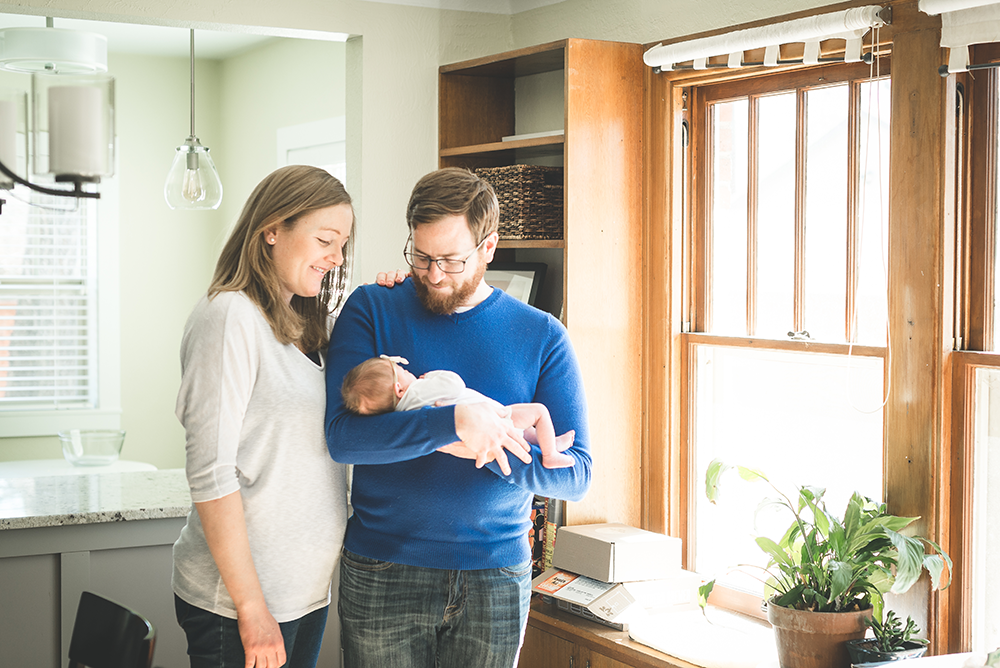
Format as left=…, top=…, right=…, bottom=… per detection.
left=374, top=269, right=409, bottom=287
left=450, top=402, right=531, bottom=475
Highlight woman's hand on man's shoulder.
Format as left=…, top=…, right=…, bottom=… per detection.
left=368, top=269, right=409, bottom=288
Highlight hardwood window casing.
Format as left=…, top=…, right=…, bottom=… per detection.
left=644, top=3, right=966, bottom=655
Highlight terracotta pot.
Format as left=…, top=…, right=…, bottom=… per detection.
left=767, top=600, right=873, bottom=668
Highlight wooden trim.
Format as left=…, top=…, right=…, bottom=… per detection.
left=642, top=55, right=673, bottom=535
left=966, top=45, right=1000, bottom=351
left=747, top=95, right=759, bottom=337
left=496, top=239, right=565, bottom=250
left=795, top=87, right=807, bottom=333
left=697, top=88, right=713, bottom=333
left=439, top=135, right=564, bottom=157
left=944, top=350, right=1000, bottom=651
left=847, top=80, right=861, bottom=342
left=440, top=39, right=566, bottom=75
left=680, top=332, right=885, bottom=358
left=562, top=39, right=645, bottom=527
left=698, top=58, right=891, bottom=104
left=525, top=598, right=703, bottom=668
left=885, top=2, right=953, bottom=653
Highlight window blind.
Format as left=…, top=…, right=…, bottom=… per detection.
left=0, top=189, right=96, bottom=410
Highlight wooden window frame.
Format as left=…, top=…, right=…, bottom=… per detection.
left=643, top=4, right=966, bottom=655
left=690, top=59, right=890, bottom=339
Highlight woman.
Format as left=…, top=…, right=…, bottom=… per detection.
left=172, top=165, right=353, bottom=668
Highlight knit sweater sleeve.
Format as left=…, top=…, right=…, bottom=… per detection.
left=484, top=315, right=592, bottom=502
left=175, top=292, right=259, bottom=503
left=325, top=288, right=459, bottom=464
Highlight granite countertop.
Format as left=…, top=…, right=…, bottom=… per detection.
left=0, top=468, right=191, bottom=531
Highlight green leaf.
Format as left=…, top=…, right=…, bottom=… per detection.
left=887, top=529, right=925, bottom=594
left=986, top=647, right=1000, bottom=667
left=736, top=465, right=768, bottom=483
left=828, top=560, right=853, bottom=601
left=756, top=536, right=793, bottom=568
left=920, top=537, right=953, bottom=590
left=705, top=459, right=729, bottom=504
left=697, top=580, right=715, bottom=610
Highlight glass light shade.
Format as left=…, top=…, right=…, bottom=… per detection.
left=164, top=137, right=223, bottom=210
left=0, top=89, right=27, bottom=188
left=32, top=72, right=115, bottom=180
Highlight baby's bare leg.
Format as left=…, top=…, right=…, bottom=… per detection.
left=508, top=403, right=575, bottom=469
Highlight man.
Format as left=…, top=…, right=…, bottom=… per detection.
left=325, top=167, right=591, bottom=668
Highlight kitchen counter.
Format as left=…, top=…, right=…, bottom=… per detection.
left=0, top=468, right=190, bottom=531
left=0, top=468, right=192, bottom=668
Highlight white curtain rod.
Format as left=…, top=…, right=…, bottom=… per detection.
left=643, top=5, right=887, bottom=72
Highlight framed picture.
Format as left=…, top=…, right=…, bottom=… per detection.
left=485, top=262, right=547, bottom=307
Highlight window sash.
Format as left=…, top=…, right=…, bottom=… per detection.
left=0, top=189, right=98, bottom=411
left=691, top=60, right=890, bottom=343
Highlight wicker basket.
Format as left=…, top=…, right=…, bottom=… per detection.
left=475, top=165, right=563, bottom=240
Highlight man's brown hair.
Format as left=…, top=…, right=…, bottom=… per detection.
left=405, top=167, right=499, bottom=243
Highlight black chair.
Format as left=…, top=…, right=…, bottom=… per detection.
left=68, top=591, right=156, bottom=668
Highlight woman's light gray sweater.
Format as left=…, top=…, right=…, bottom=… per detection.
left=172, top=291, right=347, bottom=622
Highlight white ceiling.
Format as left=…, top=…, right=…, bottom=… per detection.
left=0, top=14, right=349, bottom=60
left=0, top=0, right=554, bottom=60
left=360, top=0, right=565, bottom=15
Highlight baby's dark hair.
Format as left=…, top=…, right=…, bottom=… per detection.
left=341, top=357, right=397, bottom=415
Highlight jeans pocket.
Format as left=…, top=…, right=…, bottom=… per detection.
left=500, top=560, right=532, bottom=579
left=341, top=547, right=394, bottom=572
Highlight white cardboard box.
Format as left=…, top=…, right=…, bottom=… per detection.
left=531, top=568, right=636, bottom=622
left=553, top=523, right=682, bottom=583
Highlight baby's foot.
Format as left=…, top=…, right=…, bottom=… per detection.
left=554, top=429, right=575, bottom=452
left=541, top=451, right=575, bottom=469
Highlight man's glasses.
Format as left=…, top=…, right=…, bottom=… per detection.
left=403, top=235, right=488, bottom=274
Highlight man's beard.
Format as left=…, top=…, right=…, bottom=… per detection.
left=412, top=261, right=487, bottom=315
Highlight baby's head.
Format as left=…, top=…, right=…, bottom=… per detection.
left=341, top=355, right=416, bottom=415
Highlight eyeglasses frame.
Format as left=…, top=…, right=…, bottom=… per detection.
left=402, top=233, right=490, bottom=274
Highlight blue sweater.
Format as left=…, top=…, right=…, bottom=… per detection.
left=325, top=279, right=591, bottom=570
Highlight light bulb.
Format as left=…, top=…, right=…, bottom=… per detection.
left=182, top=168, right=205, bottom=202
left=164, top=137, right=222, bottom=210
left=181, top=151, right=206, bottom=202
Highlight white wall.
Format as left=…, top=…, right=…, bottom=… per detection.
left=0, top=0, right=847, bottom=467
left=0, top=38, right=351, bottom=469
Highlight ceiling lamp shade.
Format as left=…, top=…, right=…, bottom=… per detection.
left=164, top=29, right=222, bottom=210
left=0, top=27, right=107, bottom=74
left=0, top=23, right=113, bottom=201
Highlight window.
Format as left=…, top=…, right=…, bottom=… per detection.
left=959, top=44, right=1000, bottom=654
left=0, top=181, right=121, bottom=437
left=681, top=60, right=891, bottom=601
left=693, top=63, right=890, bottom=344
left=971, top=366, right=1000, bottom=652
left=692, top=343, right=884, bottom=594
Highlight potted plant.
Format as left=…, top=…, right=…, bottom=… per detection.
left=845, top=610, right=928, bottom=664
left=698, top=459, right=952, bottom=668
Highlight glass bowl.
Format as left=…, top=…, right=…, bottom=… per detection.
left=58, top=429, right=126, bottom=466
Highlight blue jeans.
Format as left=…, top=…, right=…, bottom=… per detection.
left=339, top=548, right=532, bottom=668
left=174, top=595, right=329, bottom=668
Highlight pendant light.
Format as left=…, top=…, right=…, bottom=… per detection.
left=0, top=18, right=114, bottom=202
left=164, top=29, right=222, bottom=210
